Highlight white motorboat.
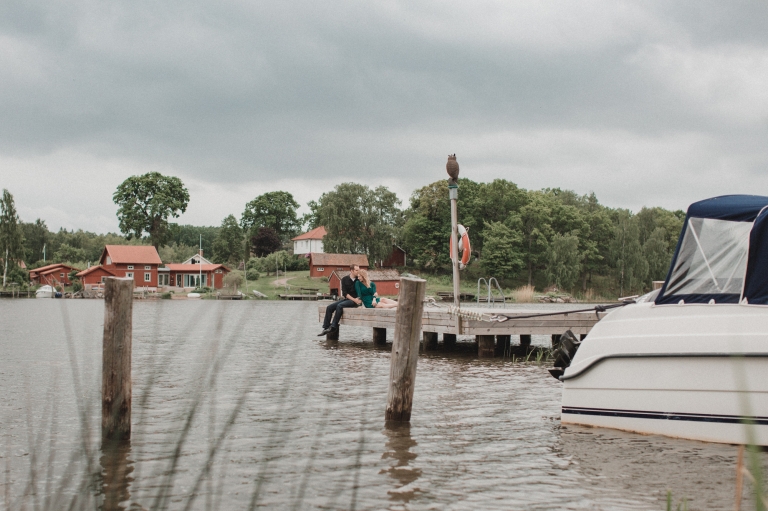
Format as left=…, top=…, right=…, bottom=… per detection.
left=35, top=285, right=54, bottom=298
left=557, top=195, right=768, bottom=445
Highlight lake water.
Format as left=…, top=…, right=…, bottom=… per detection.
left=1, top=299, right=765, bottom=510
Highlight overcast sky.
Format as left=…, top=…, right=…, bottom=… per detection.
left=2, top=0, right=768, bottom=233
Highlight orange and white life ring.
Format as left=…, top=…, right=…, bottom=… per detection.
left=449, top=224, right=471, bottom=270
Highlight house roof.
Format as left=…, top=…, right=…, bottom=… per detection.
left=164, top=264, right=230, bottom=272
left=292, top=226, right=327, bottom=241
left=76, top=266, right=116, bottom=278
left=30, top=263, right=80, bottom=276
left=331, top=269, right=401, bottom=281
left=181, top=253, right=213, bottom=265
left=309, top=253, right=369, bottom=267
left=101, top=245, right=162, bottom=265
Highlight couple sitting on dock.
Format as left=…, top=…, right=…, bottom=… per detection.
left=319, top=265, right=398, bottom=336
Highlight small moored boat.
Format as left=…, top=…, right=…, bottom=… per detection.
left=558, top=195, right=768, bottom=445
left=35, top=285, right=55, bottom=299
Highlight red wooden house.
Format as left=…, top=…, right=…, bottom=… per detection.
left=99, top=245, right=162, bottom=290
left=375, top=245, right=407, bottom=268
left=163, top=263, right=231, bottom=289
left=308, top=253, right=368, bottom=278
left=76, top=266, right=117, bottom=287
left=29, top=263, right=81, bottom=287
left=328, top=269, right=401, bottom=298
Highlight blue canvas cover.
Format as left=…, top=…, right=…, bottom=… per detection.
left=656, top=195, right=768, bottom=305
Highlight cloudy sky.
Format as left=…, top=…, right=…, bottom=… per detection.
left=2, top=0, right=768, bottom=233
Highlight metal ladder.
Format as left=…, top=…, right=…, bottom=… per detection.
left=476, top=277, right=505, bottom=307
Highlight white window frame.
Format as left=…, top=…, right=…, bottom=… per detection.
left=127, top=265, right=134, bottom=270
left=145, top=265, right=151, bottom=270
left=101, top=276, right=107, bottom=283
left=126, top=272, right=134, bottom=279
left=106, top=256, right=112, bottom=264
left=144, top=272, right=151, bottom=282
left=317, top=267, right=324, bottom=272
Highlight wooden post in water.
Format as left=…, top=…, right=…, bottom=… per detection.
left=519, top=334, right=532, bottom=352
left=102, top=277, right=133, bottom=440
left=373, top=327, right=387, bottom=345
left=477, top=335, right=495, bottom=358
left=423, top=331, right=438, bottom=351
left=386, top=277, right=426, bottom=422
left=496, top=335, right=511, bottom=357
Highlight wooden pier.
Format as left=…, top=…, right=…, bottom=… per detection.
left=317, top=304, right=606, bottom=357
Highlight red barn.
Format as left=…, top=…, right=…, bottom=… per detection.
left=99, top=245, right=162, bottom=290
left=308, top=253, right=368, bottom=278
left=29, top=263, right=81, bottom=287
left=375, top=245, right=407, bottom=268
left=329, top=269, right=401, bottom=298
left=163, top=263, right=231, bottom=289
left=76, top=266, right=117, bottom=287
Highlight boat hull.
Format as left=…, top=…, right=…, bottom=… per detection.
left=561, top=304, right=768, bottom=445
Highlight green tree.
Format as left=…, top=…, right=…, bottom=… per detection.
left=250, top=227, right=281, bottom=257
left=643, top=227, right=671, bottom=283
left=317, top=183, right=402, bottom=263
left=609, top=210, right=649, bottom=296
left=546, top=233, right=583, bottom=290
left=212, top=215, right=243, bottom=264
left=241, top=191, right=300, bottom=241
left=222, top=270, right=244, bottom=293
left=1, top=189, right=25, bottom=288
left=167, top=224, right=219, bottom=257
left=54, top=243, right=87, bottom=264
left=158, top=243, right=198, bottom=263
left=113, top=172, right=190, bottom=248
left=21, top=219, right=48, bottom=264
left=479, top=221, right=524, bottom=279
left=508, top=192, right=553, bottom=286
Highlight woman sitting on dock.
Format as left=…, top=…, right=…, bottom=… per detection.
left=355, top=269, right=398, bottom=309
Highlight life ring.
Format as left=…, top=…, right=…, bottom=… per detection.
left=449, top=224, right=471, bottom=270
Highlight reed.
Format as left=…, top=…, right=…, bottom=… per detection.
left=510, top=285, right=536, bottom=303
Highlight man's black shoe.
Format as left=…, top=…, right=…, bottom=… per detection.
left=318, top=328, right=331, bottom=336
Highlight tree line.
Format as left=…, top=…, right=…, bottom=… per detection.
left=1, top=173, right=684, bottom=296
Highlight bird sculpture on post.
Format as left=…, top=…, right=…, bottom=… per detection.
left=446, top=154, right=459, bottom=185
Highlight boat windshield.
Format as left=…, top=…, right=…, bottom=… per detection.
left=665, top=217, right=751, bottom=296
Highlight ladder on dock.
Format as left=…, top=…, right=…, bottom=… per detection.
left=477, top=278, right=505, bottom=306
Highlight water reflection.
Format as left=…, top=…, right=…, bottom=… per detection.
left=381, top=422, right=421, bottom=502
left=99, top=439, right=134, bottom=511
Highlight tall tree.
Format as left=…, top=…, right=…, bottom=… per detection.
left=250, top=227, right=282, bottom=257
left=113, top=172, right=190, bottom=248
left=241, top=191, right=300, bottom=241
left=609, top=210, right=649, bottom=296
left=546, top=233, right=583, bottom=290
left=317, top=183, right=402, bottom=263
left=479, top=221, right=524, bottom=279
left=0, top=189, right=25, bottom=288
left=211, top=215, right=244, bottom=264
left=21, top=219, right=48, bottom=264
left=507, top=192, right=553, bottom=286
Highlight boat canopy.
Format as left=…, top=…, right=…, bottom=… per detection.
left=656, top=195, right=768, bottom=305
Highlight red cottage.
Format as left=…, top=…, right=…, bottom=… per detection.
left=375, top=245, right=407, bottom=268
left=99, top=245, right=162, bottom=290
left=29, top=263, right=81, bottom=287
left=328, top=269, right=401, bottom=298
left=308, top=253, right=368, bottom=278
left=76, top=266, right=117, bottom=288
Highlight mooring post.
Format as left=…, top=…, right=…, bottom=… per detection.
left=385, top=277, right=427, bottom=422
left=373, top=327, right=387, bottom=345
left=477, top=335, right=495, bottom=358
left=423, top=331, right=438, bottom=351
left=102, top=277, right=133, bottom=440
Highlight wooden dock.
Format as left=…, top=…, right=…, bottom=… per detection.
left=317, top=304, right=607, bottom=357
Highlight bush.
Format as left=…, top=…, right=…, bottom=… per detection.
left=161, top=292, right=172, bottom=299
left=246, top=269, right=260, bottom=281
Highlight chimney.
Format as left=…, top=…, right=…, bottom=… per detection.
left=198, top=249, right=204, bottom=257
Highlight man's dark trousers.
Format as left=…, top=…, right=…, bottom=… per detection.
left=323, top=299, right=357, bottom=330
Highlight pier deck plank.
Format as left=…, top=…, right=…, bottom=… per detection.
left=317, top=305, right=605, bottom=336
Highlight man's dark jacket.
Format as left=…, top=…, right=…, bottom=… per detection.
left=341, top=275, right=358, bottom=300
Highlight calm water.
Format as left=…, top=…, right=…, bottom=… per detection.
left=1, top=299, right=765, bottom=510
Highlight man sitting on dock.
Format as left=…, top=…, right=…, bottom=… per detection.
left=319, top=265, right=361, bottom=336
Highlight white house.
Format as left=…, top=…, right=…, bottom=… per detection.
left=292, top=226, right=326, bottom=255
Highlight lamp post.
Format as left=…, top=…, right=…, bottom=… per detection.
left=446, top=155, right=460, bottom=308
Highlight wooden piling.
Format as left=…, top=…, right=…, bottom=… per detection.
left=373, top=327, right=387, bottom=345
left=496, top=335, right=511, bottom=356
left=102, top=277, right=133, bottom=440
left=385, top=277, right=426, bottom=422
left=423, top=331, right=438, bottom=351
left=551, top=334, right=562, bottom=349
left=519, top=334, right=532, bottom=352
left=477, top=335, right=495, bottom=358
